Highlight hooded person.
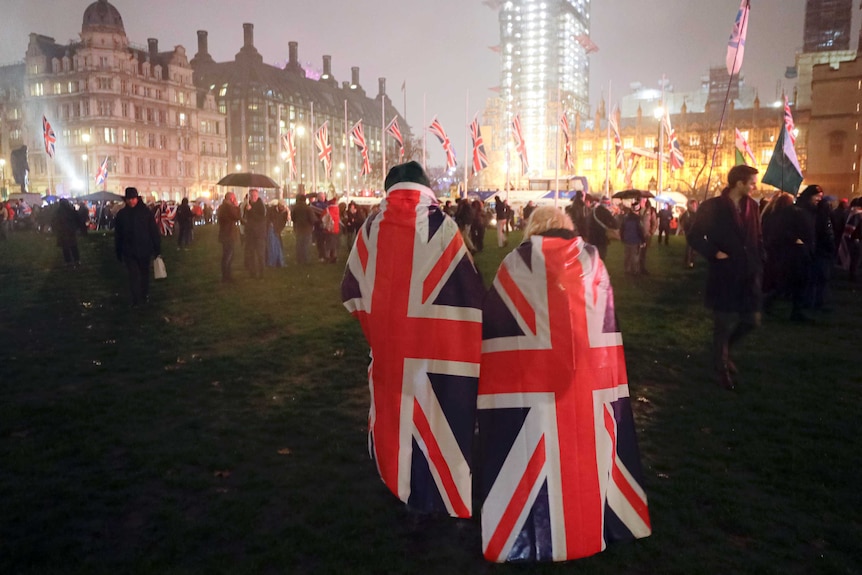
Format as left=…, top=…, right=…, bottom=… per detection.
left=477, top=206, right=651, bottom=562
left=341, top=161, right=485, bottom=518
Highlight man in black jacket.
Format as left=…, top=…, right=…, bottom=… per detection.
left=687, top=165, right=762, bottom=390
left=115, top=187, right=161, bottom=307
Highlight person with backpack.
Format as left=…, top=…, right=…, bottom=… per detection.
left=620, top=202, right=646, bottom=276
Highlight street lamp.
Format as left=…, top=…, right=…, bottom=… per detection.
left=81, top=132, right=91, bottom=197
left=295, top=125, right=305, bottom=193
left=235, top=163, right=242, bottom=172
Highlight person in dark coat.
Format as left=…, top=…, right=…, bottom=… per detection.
left=52, top=198, right=87, bottom=266
left=174, top=197, right=194, bottom=249
left=761, top=192, right=809, bottom=320
left=494, top=195, right=508, bottom=247
left=585, top=196, right=619, bottom=260
left=243, top=189, right=267, bottom=279
left=217, top=192, right=241, bottom=282
left=114, top=187, right=161, bottom=307
left=679, top=199, right=699, bottom=268
left=657, top=205, right=673, bottom=245
left=687, top=165, right=763, bottom=390
left=291, top=194, right=318, bottom=264
left=470, top=200, right=486, bottom=253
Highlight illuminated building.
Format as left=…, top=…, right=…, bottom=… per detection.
left=804, top=0, right=852, bottom=53
left=499, top=0, right=591, bottom=179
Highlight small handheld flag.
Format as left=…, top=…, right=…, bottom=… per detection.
left=734, top=129, right=757, bottom=166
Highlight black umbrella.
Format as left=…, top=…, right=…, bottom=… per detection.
left=217, top=172, right=280, bottom=189
left=612, top=189, right=655, bottom=200
left=78, top=191, right=125, bottom=202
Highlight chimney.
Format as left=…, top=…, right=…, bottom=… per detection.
left=148, top=38, right=158, bottom=59
left=342, top=81, right=350, bottom=90
left=243, top=23, right=254, bottom=49
left=351, top=66, right=360, bottom=88
left=378, top=77, right=386, bottom=98
left=323, top=55, right=332, bottom=77
left=289, top=41, right=298, bottom=66
left=197, top=30, right=208, bottom=56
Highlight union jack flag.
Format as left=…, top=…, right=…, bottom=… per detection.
left=470, top=115, right=489, bottom=175
left=662, top=110, right=684, bottom=171
left=351, top=120, right=372, bottom=176
left=281, top=130, right=297, bottom=179
left=478, top=236, right=651, bottom=562
left=155, top=203, right=176, bottom=236
left=512, top=114, right=529, bottom=175
left=560, top=113, right=574, bottom=171
left=386, top=117, right=405, bottom=161
left=784, top=96, right=796, bottom=145
left=428, top=116, right=456, bottom=169
left=342, top=182, right=485, bottom=517
left=42, top=115, right=56, bottom=159
left=609, top=109, right=624, bottom=170
left=95, top=156, right=109, bottom=187
left=315, top=121, right=333, bottom=179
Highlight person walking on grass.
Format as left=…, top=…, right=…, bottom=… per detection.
left=687, top=165, right=763, bottom=391
left=679, top=199, right=699, bottom=268
left=217, top=192, right=241, bottom=283
left=114, top=187, right=161, bottom=307
left=174, top=197, right=194, bottom=249
left=291, top=194, right=317, bottom=264
left=52, top=198, right=87, bottom=267
left=243, top=189, right=267, bottom=279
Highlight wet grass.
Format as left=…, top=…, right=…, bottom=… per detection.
left=0, top=227, right=859, bottom=574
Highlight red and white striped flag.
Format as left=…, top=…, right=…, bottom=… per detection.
left=784, top=96, right=796, bottom=145
left=281, top=130, right=297, bottom=179
left=470, top=115, right=489, bottom=175
left=560, top=113, right=574, bottom=171
left=386, top=117, right=405, bottom=161
left=428, top=116, right=456, bottom=169
left=512, top=114, right=529, bottom=176
left=351, top=120, right=372, bottom=176
left=315, top=121, right=333, bottom=179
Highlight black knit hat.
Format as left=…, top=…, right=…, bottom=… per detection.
left=385, top=161, right=430, bottom=190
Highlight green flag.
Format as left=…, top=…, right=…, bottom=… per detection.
left=762, top=125, right=803, bottom=196
left=735, top=149, right=747, bottom=166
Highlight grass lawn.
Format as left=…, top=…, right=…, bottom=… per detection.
left=1, top=225, right=860, bottom=574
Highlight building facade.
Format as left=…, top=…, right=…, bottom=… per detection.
left=0, top=0, right=227, bottom=201
left=191, top=24, right=408, bottom=196
left=804, top=0, right=853, bottom=53
left=499, top=0, right=591, bottom=179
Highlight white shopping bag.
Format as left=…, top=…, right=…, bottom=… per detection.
left=153, top=256, right=167, bottom=280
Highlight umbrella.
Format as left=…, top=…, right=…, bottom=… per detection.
left=78, top=191, right=125, bottom=202
left=217, top=172, right=280, bottom=189
left=612, top=189, right=654, bottom=200
left=654, top=194, right=677, bottom=205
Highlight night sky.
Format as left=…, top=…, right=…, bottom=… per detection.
left=0, top=0, right=851, bottom=165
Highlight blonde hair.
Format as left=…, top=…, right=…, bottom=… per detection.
left=524, top=206, right=574, bottom=239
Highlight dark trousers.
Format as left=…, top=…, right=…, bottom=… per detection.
left=61, top=242, right=80, bottom=264
left=639, top=237, right=652, bottom=273
left=296, top=232, right=312, bottom=264
left=657, top=226, right=670, bottom=245
left=247, top=236, right=265, bottom=278
left=713, top=311, right=760, bottom=373
left=124, top=255, right=151, bottom=306
left=221, top=239, right=235, bottom=281
left=314, top=229, right=326, bottom=260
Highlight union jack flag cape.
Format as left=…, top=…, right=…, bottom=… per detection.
left=155, top=203, right=176, bottom=236
left=609, top=110, right=624, bottom=170
left=428, top=116, right=457, bottom=169
left=42, top=115, right=56, bottom=159
left=560, top=113, right=574, bottom=171
left=341, top=181, right=485, bottom=517
left=386, top=117, right=405, bottom=161
left=281, top=131, right=297, bottom=179
left=662, top=110, right=684, bottom=172
left=95, top=156, right=109, bottom=187
left=351, top=120, right=372, bottom=176
left=512, top=114, right=529, bottom=175
left=315, top=121, right=333, bottom=179
left=478, top=235, right=651, bottom=562
left=784, top=96, right=796, bottom=145
left=470, top=115, right=489, bottom=175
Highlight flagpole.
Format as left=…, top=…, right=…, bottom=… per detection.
left=311, top=101, right=317, bottom=198
left=505, top=109, right=510, bottom=201
left=382, top=94, right=386, bottom=187
left=707, top=0, right=750, bottom=200
left=422, top=93, right=427, bottom=171
left=345, top=99, right=350, bottom=202
left=464, top=90, right=470, bottom=199
left=402, top=80, right=407, bottom=127
left=555, top=86, right=561, bottom=209
left=604, top=81, right=611, bottom=198
left=657, top=75, right=665, bottom=197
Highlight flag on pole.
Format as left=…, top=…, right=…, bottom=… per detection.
left=726, top=0, right=750, bottom=76
left=95, top=156, right=109, bottom=187
left=608, top=109, right=624, bottom=170
left=512, top=114, right=529, bottom=175
left=281, top=131, right=297, bottom=178
left=351, top=120, right=372, bottom=176
left=428, top=116, right=457, bottom=169
left=762, top=124, right=804, bottom=196
left=624, top=155, right=640, bottom=189
left=42, top=115, right=56, bottom=159
left=386, top=117, right=405, bottom=161
left=784, top=96, right=796, bottom=145
left=315, top=121, right=333, bottom=179
left=662, top=110, right=684, bottom=171
left=560, top=113, right=574, bottom=171
left=470, top=115, right=489, bottom=175
left=734, top=128, right=757, bottom=166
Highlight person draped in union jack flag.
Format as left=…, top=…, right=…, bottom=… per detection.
left=341, top=161, right=485, bottom=518
left=478, top=206, right=651, bottom=562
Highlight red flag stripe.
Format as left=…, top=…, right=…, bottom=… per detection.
left=497, top=264, right=537, bottom=335
left=422, top=234, right=463, bottom=304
